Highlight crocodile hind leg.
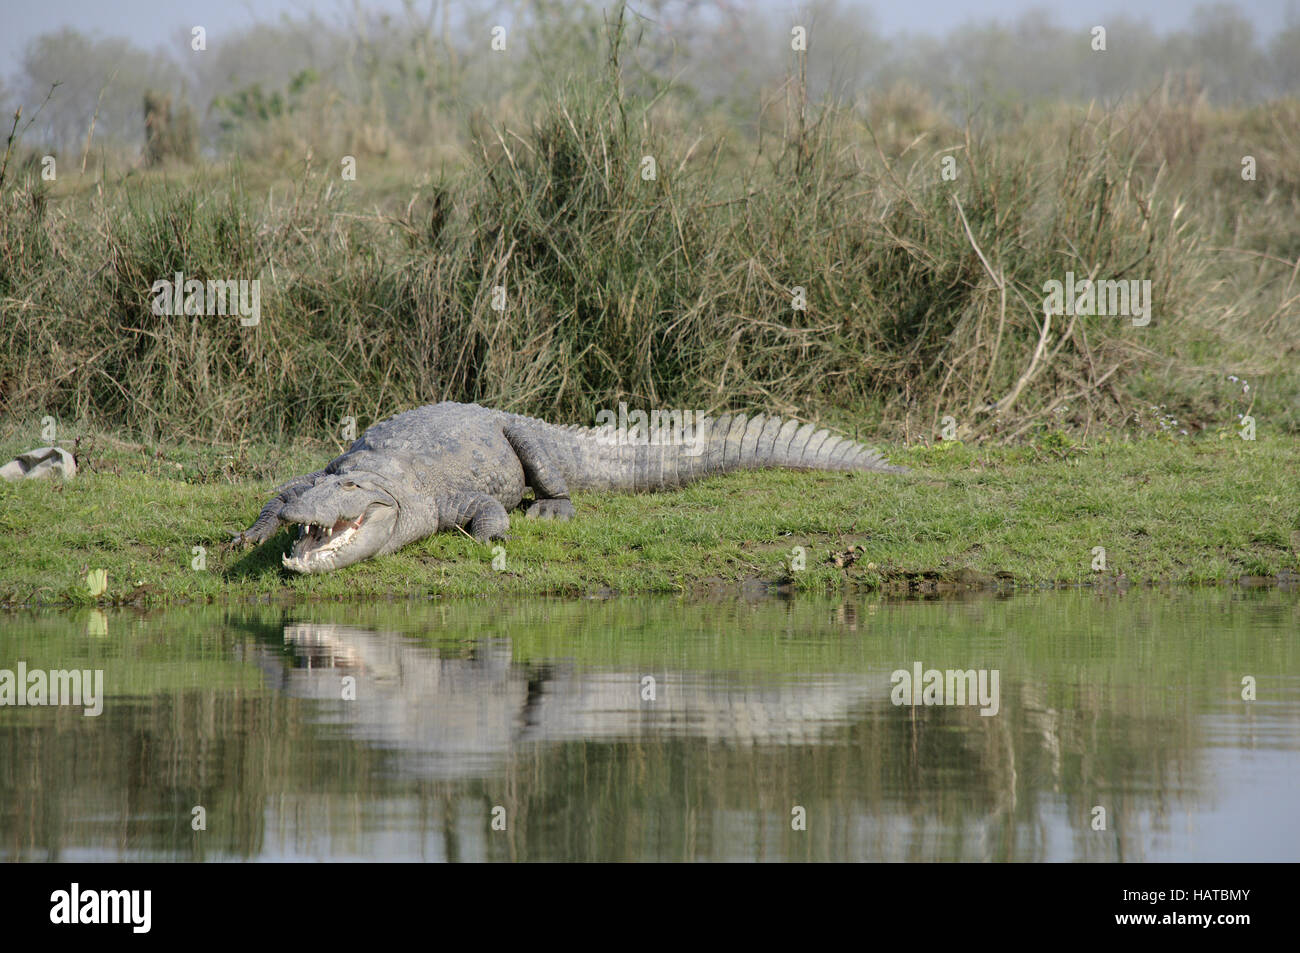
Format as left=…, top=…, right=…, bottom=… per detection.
left=234, top=469, right=328, bottom=545
left=442, top=492, right=511, bottom=541
left=504, top=424, right=577, bottom=521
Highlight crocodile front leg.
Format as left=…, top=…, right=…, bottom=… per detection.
left=504, top=424, right=576, bottom=521
left=234, top=468, right=328, bottom=545
left=442, top=492, right=511, bottom=541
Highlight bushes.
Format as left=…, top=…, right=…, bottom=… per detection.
left=143, top=92, right=198, bottom=166
left=1, top=59, right=1296, bottom=445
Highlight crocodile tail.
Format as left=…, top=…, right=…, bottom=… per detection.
left=555, top=412, right=906, bottom=492
left=679, top=413, right=908, bottom=478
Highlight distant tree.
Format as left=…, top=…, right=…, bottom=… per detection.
left=18, top=27, right=181, bottom=152
left=1185, top=3, right=1267, bottom=101
left=1270, top=24, right=1300, bottom=97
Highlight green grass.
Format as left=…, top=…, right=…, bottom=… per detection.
left=1, top=431, right=1295, bottom=608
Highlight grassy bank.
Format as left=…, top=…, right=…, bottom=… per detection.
left=0, top=430, right=1295, bottom=608
left=3, top=12, right=1298, bottom=609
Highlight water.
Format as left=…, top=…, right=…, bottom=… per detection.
left=1, top=590, right=1296, bottom=862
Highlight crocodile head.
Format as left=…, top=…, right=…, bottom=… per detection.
left=279, top=471, right=406, bottom=574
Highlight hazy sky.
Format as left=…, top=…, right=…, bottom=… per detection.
left=3, top=0, right=1296, bottom=72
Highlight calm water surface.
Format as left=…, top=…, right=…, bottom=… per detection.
left=1, top=591, right=1296, bottom=862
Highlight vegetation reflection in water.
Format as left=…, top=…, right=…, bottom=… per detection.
left=0, top=590, right=1296, bottom=862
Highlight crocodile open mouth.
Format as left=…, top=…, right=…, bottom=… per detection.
left=282, top=512, right=369, bottom=573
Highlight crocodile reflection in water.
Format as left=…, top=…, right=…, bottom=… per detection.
left=252, top=623, right=885, bottom=774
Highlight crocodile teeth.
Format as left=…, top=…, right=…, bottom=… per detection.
left=282, top=514, right=367, bottom=571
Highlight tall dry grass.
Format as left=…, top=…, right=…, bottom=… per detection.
left=1, top=22, right=1296, bottom=446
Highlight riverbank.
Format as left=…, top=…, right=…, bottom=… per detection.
left=0, top=432, right=1295, bottom=608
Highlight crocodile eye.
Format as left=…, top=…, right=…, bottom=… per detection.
left=342, top=480, right=358, bottom=489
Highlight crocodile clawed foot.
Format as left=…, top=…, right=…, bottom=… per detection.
left=525, top=498, right=575, bottom=521
left=232, top=521, right=280, bottom=548
left=230, top=529, right=264, bottom=548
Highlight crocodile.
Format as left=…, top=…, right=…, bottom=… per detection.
left=235, top=401, right=907, bottom=573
